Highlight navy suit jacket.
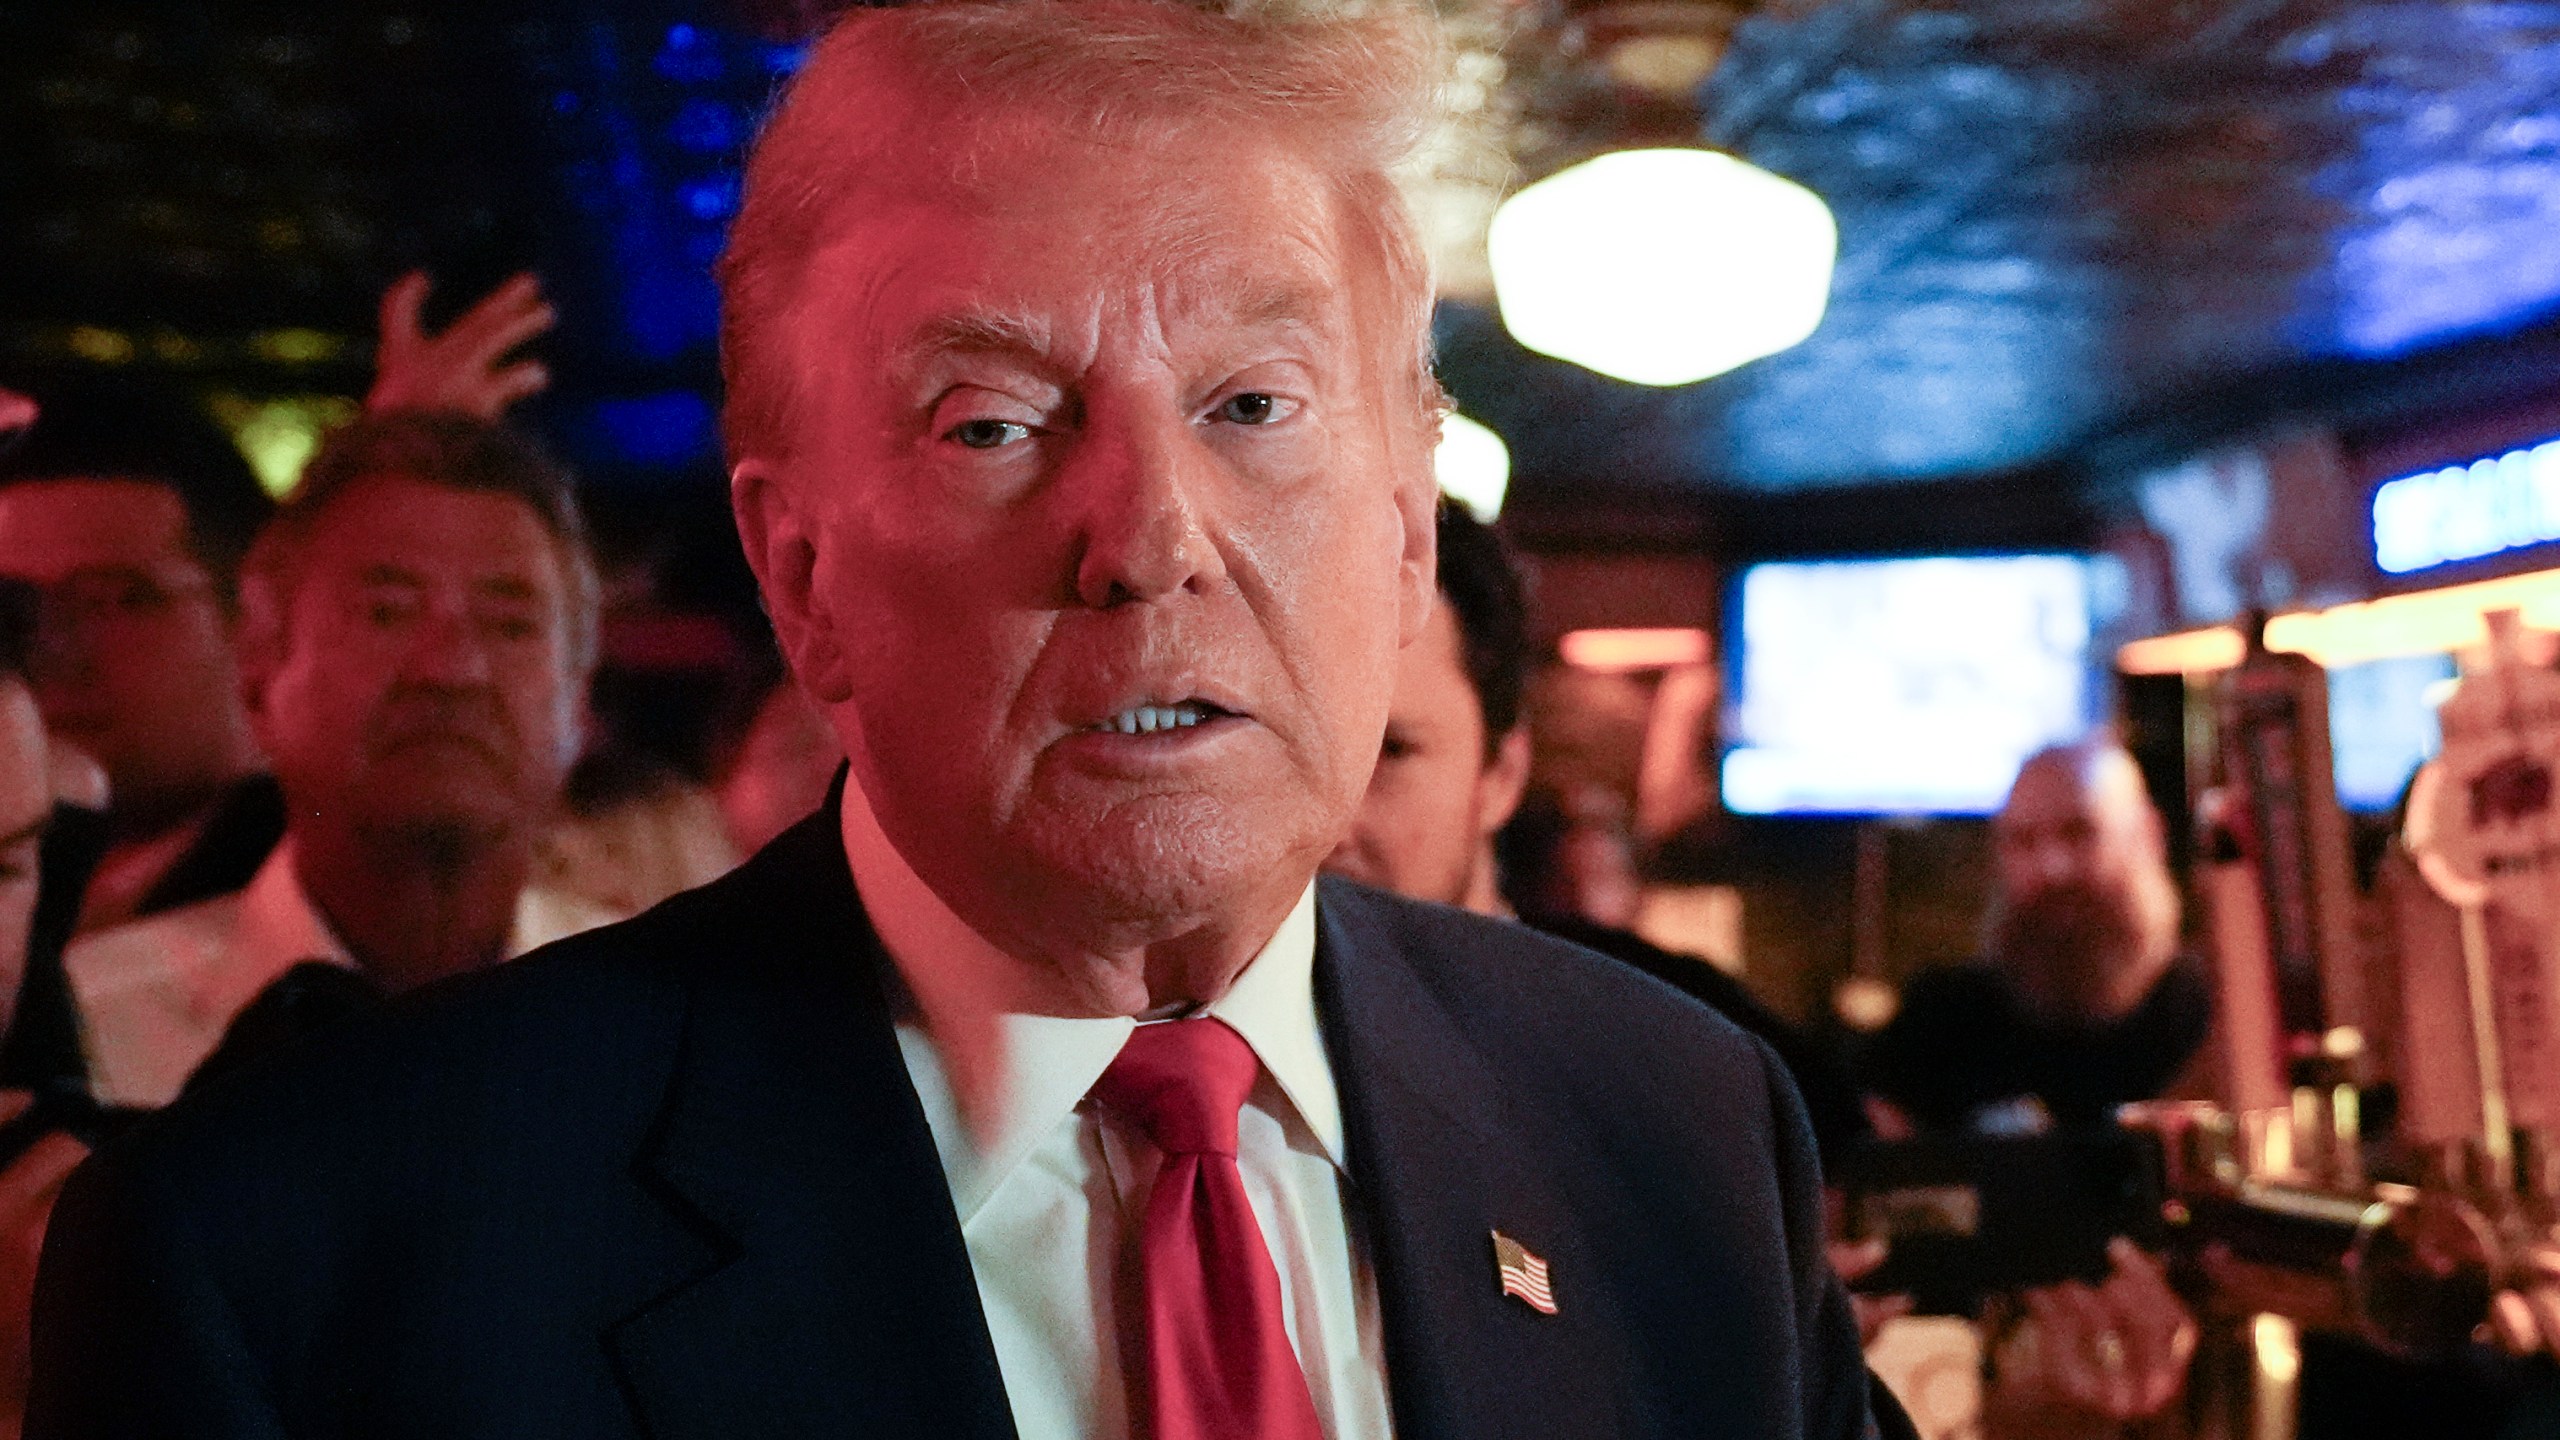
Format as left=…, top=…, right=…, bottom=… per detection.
left=28, top=802, right=1896, bottom=1439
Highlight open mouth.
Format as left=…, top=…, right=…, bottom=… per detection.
left=1086, top=700, right=1237, bottom=737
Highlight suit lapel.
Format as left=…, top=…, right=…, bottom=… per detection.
left=1315, top=883, right=1634, bottom=1440
left=605, top=805, right=1019, bottom=1440
left=603, top=823, right=1641, bottom=1440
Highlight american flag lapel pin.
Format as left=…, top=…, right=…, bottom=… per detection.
left=1491, top=1230, right=1557, bottom=1315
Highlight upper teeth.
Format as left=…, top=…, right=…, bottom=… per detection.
left=1103, top=704, right=1207, bottom=735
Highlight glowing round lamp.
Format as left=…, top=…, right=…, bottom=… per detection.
left=1487, top=148, right=1837, bottom=387
left=1434, top=411, right=1511, bottom=521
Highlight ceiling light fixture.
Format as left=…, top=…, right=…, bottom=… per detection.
left=1487, top=147, right=1838, bottom=387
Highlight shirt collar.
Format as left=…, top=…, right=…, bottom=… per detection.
left=1199, top=886, right=1337, bottom=1164
left=232, top=838, right=586, bottom=981
left=843, top=782, right=1339, bottom=1226
left=182, top=840, right=358, bottom=1037
left=237, top=840, right=354, bottom=969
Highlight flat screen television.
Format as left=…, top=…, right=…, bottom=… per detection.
left=1721, top=554, right=2098, bottom=816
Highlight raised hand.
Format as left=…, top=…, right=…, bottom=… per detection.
left=367, top=271, right=555, bottom=420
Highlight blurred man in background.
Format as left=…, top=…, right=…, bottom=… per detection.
left=1327, top=554, right=2208, bottom=1437
left=1864, top=741, right=2209, bottom=1134
left=1325, top=499, right=1874, bottom=1163
left=63, top=412, right=609, bottom=1107
left=1322, top=498, right=1532, bottom=915
left=0, top=574, right=123, bottom=1440
left=0, top=381, right=278, bottom=938
left=0, top=276, right=556, bottom=942
left=1860, top=742, right=2205, bottom=1439
left=0, top=579, right=79, bottom=1440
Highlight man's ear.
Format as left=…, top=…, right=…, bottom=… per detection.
left=1478, top=725, right=1534, bottom=836
left=1394, top=473, right=1439, bottom=650
left=731, top=460, right=854, bottom=705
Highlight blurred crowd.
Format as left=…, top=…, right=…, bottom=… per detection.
left=0, top=270, right=2550, bottom=1440
left=0, top=276, right=848, bottom=1435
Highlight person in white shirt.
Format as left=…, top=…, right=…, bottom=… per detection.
left=28, top=6, right=1901, bottom=1438
left=63, top=412, right=610, bottom=1107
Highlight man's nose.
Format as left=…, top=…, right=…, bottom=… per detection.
left=400, top=600, right=496, bottom=686
left=1065, top=408, right=1227, bottom=609
left=2023, top=839, right=2084, bottom=888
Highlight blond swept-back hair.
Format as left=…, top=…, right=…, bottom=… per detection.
left=716, top=0, right=1446, bottom=468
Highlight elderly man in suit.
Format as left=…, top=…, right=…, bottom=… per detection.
left=28, top=3, right=1898, bottom=1438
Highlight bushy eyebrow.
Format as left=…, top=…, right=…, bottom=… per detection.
left=357, top=564, right=539, bottom=605
left=1229, top=279, right=1329, bottom=334
left=894, top=312, right=1054, bottom=377
left=892, top=281, right=1333, bottom=380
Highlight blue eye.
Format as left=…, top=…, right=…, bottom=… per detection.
left=949, top=418, right=1031, bottom=449
left=1216, top=392, right=1281, bottom=425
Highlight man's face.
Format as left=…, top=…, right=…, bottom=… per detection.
left=0, top=679, right=48, bottom=1036
left=1324, top=601, right=1527, bottom=909
left=1994, top=759, right=2164, bottom=902
left=248, top=476, right=581, bottom=846
left=739, top=123, right=1435, bottom=959
left=1991, top=757, right=2169, bottom=1012
left=0, top=480, right=244, bottom=815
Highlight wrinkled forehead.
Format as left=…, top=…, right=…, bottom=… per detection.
left=1998, top=749, right=2149, bottom=838
left=294, top=475, right=563, bottom=586
left=0, top=478, right=194, bottom=578
left=806, top=122, right=1363, bottom=362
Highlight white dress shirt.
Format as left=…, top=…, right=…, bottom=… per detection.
left=842, top=789, right=1395, bottom=1440
left=64, top=840, right=619, bottom=1108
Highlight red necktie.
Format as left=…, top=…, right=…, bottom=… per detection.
left=1092, top=1018, right=1326, bottom=1440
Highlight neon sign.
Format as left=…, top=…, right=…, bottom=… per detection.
left=2372, top=437, right=2560, bottom=574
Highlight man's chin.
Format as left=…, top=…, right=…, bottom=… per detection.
left=999, top=803, right=1321, bottom=939
left=349, top=786, right=528, bottom=853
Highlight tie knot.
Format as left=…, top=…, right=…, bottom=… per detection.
left=1092, top=1018, right=1259, bottom=1156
